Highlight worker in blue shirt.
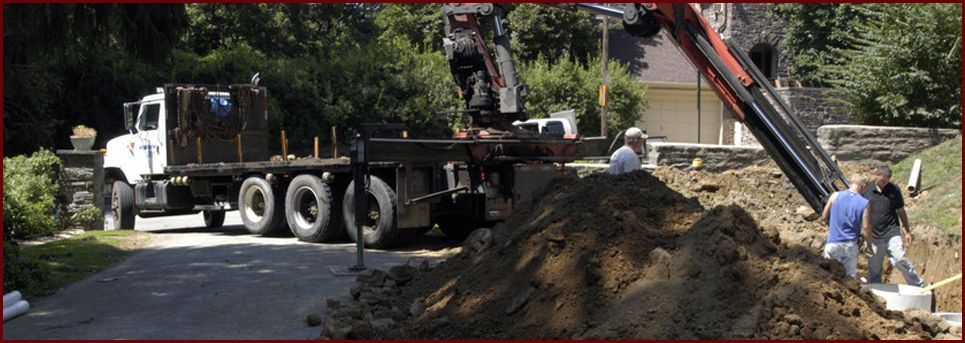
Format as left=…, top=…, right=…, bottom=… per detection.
left=819, top=174, right=875, bottom=278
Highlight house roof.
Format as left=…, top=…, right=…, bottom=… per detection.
left=609, top=28, right=702, bottom=85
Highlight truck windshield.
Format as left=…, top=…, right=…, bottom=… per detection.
left=139, top=103, right=160, bottom=131
left=545, top=121, right=565, bottom=136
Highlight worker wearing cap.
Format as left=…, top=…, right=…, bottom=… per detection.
left=864, top=165, right=925, bottom=287
left=609, top=127, right=647, bottom=175
left=819, top=174, right=874, bottom=278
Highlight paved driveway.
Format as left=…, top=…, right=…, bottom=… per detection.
left=3, top=212, right=458, bottom=339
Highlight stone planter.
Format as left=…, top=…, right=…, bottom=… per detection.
left=70, top=135, right=96, bottom=151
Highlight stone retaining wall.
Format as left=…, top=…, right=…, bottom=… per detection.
left=57, top=150, right=104, bottom=230
left=818, top=125, right=960, bottom=165
left=647, top=142, right=769, bottom=173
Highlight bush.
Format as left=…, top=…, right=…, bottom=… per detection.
left=71, top=204, right=102, bottom=231
left=3, top=149, right=64, bottom=240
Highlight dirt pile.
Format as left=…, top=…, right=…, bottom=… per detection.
left=321, top=169, right=955, bottom=339
left=652, top=164, right=961, bottom=312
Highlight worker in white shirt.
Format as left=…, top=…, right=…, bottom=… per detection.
left=609, top=127, right=647, bottom=175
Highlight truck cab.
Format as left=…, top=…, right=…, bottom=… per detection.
left=104, top=91, right=168, bottom=185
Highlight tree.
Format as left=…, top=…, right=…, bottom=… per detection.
left=521, top=55, right=647, bottom=136
left=822, top=4, right=961, bottom=128
left=374, top=4, right=443, bottom=50
left=770, top=3, right=873, bottom=85
left=507, top=4, right=600, bottom=63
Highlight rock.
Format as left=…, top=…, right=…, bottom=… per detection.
left=505, top=285, right=538, bottom=314
left=326, top=297, right=344, bottom=310
left=406, top=257, right=431, bottom=272
left=935, top=318, right=951, bottom=333
left=370, top=317, right=396, bottom=332
left=795, top=205, right=818, bottom=221
left=698, top=180, right=720, bottom=192
left=322, top=317, right=352, bottom=340
left=388, top=265, right=417, bottom=285
left=306, top=313, right=322, bottom=327
left=409, top=299, right=427, bottom=317
left=462, top=228, right=495, bottom=255
left=785, top=313, right=803, bottom=325
left=350, top=281, right=364, bottom=299
left=356, top=269, right=387, bottom=288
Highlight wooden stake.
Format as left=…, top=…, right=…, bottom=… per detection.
left=196, top=137, right=203, bottom=164
left=281, top=130, right=288, bottom=161
left=168, top=139, right=176, bottom=165
left=236, top=134, right=244, bottom=162
left=314, top=136, right=319, bottom=159
left=331, top=126, right=338, bottom=158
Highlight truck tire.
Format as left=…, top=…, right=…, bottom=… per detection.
left=203, top=210, right=226, bottom=229
left=343, top=175, right=398, bottom=249
left=112, top=181, right=136, bottom=230
left=285, top=174, right=342, bottom=242
left=239, top=176, right=286, bottom=236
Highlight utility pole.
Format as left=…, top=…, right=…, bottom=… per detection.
left=600, top=15, right=610, bottom=138
left=697, top=71, right=702, bottom=143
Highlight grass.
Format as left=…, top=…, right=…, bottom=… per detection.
left=891, top=137, right=962, bottom=236
left=19, top=230, right=152, bottom=296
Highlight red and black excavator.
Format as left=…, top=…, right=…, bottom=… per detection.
left=433, top=2, right=848, bottom=212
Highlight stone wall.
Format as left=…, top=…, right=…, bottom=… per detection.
left=776, top=87, right=851, bottom=132
left=817, top=125, right=960, bottom=165
left=647, top=142, right=769, bottom=173
left=701, top=3, right=788, bottom=78
left=57, top=150, right=104, bottom=230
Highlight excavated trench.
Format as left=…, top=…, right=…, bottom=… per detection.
left=320, top=165, right=961, bottom=340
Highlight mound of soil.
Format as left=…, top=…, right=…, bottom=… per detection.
left=652, top=164, right=961, bottom=312
left=321, top=169, right=957, bottom=339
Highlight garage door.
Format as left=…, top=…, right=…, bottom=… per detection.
left=636, top=86, right=723, bottom=144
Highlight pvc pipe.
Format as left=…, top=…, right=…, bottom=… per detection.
left=907, top=159, right=922, bottom=193
left=3, top=291, right=21, bottom=308
left=3, top=300, right=29, bottom=321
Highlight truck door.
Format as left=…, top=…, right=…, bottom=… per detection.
left=132, top=101, right=166, bottom=177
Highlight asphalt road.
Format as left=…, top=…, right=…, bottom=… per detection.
left=2, top=212, right=459, bottom=339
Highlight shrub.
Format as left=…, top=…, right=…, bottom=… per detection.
left=71, top=204, right=102, bottom=230
left=3, top=149, right=64, bottom=240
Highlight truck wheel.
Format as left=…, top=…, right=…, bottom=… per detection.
left=203, top=210, right=226, bottom=229
left=112, top=181, right=136, bottom=230
left=239, top=176, right=286, bottom=236
left=285, top=174, right=342, bottom=242
left=343, top=175, right=398, bottom=249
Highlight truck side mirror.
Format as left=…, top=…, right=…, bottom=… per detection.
left=123, top=102, right=138, bottom=133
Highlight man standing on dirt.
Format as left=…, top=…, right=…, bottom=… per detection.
left=609, top=127, right=647, bottom=175
left=820, top=174, right=874, bottom=278
left=864, top=166, right=926, bottom=287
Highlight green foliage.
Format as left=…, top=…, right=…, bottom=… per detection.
left=72, top=204, right=102, bottom=231
left=508, top=4, right=600, bottom=63
left=773, top=3, right=961, bottom=128
left=3, top=149, right=64, bottom=240
left=521, top=55, right=647, bottom=136
left=891, top=138, right=962, bottom=236
left=3, top=240, right=49, bottom=295
left=770, top=3, right=873, bottom=85
left=374, top=4, right=443, bottom=50
left=823, top=4, right=962, bottom=128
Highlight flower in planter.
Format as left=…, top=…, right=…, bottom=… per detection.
left=72, top=125, right=97, bottom=137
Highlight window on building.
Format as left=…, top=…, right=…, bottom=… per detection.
left=749, top=43, right=777, bottom=79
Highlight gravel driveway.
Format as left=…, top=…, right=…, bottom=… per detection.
left=2, top=212, right=459, bottom=339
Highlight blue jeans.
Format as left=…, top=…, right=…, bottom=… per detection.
left=867, top=235, right=925, bottom=287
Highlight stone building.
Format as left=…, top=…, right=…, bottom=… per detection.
left=609, top=3, right=850, bottom=146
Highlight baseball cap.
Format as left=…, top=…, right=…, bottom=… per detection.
left=625, top=127, right=648, bottom=139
